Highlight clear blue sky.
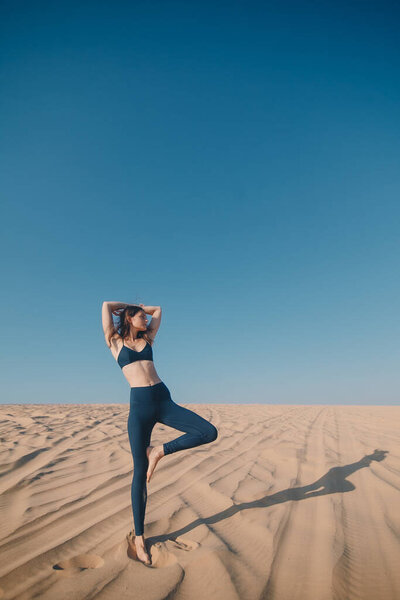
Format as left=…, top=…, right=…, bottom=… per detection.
left=1, top=1, right=399, bottom=405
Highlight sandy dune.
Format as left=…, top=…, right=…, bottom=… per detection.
left=0, top=403, right=399, bottom=600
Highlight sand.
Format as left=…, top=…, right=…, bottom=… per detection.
left=0, top=403, right=399, bottom=600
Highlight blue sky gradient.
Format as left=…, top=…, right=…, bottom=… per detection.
left=1, top=1, right=399, bottom=405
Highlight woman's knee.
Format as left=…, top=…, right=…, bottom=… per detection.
left=203, top=423, right=218, bottom=443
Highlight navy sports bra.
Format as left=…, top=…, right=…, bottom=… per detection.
left=117, top=339, right=153, bottom=369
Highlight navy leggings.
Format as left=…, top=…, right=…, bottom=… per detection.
left=127, top=380, right=218, bottom=535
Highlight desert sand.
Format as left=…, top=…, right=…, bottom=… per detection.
left=0, top=402, right=399, bottom=600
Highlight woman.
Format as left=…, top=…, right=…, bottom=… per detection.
left=102, top=301, right=218, bottom=566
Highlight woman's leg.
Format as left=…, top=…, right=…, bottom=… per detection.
left=127, top=400, right=156, bottom=536
left=158, top=396, right=218, bottom=456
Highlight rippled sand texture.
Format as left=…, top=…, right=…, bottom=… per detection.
left=0, top=403, right=399, bottom=600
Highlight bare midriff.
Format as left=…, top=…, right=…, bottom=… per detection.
left=120, top=360, right=163, bottom=388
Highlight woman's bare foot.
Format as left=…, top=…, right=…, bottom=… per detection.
left=146, top=445, right=165, bottom=483
left=134, top=534, right=151, bottom=565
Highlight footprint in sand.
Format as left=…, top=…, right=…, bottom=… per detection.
left=147, top=542, right=179, bottom=568
left=150, top=537, right=199, bottom=568
left=53, top=554, right=104, bottom=577
left=167, top=536, right=200, bottom=552
left=125, top=533, right=199, bottom=568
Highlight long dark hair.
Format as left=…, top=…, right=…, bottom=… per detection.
left=116, top=305, right=153, bottom=345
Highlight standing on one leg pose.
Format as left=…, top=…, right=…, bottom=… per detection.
left=102, top=302, right=218, bottom=565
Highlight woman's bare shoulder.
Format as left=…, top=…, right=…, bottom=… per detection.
left=108, top=332, right=124, bottom=358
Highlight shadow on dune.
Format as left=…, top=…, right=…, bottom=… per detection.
left=151, top=449, right=388, bottom=543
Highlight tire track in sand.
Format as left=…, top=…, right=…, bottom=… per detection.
left=260, top=406, right=338, bottom=600
left=332, top=409, right=399, bottom=600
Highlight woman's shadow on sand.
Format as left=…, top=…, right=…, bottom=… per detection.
left=152, top=449, right=388, bottom=543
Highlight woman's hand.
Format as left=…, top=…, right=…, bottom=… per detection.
left=139, top=304, right=160, bottom=315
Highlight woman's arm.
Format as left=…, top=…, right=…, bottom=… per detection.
left=101, top=301, right=127, bottom=341
left=139, top=304, right=161, bottom=316
left=103, top=301, right=128, bottom=312
left=140, top=305, right=162, bottom=340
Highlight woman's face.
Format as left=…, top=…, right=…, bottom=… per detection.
left=130, top=310, right=148, bottom=330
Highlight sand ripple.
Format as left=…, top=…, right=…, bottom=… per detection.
left=0, top=403, right=399, bottom=600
